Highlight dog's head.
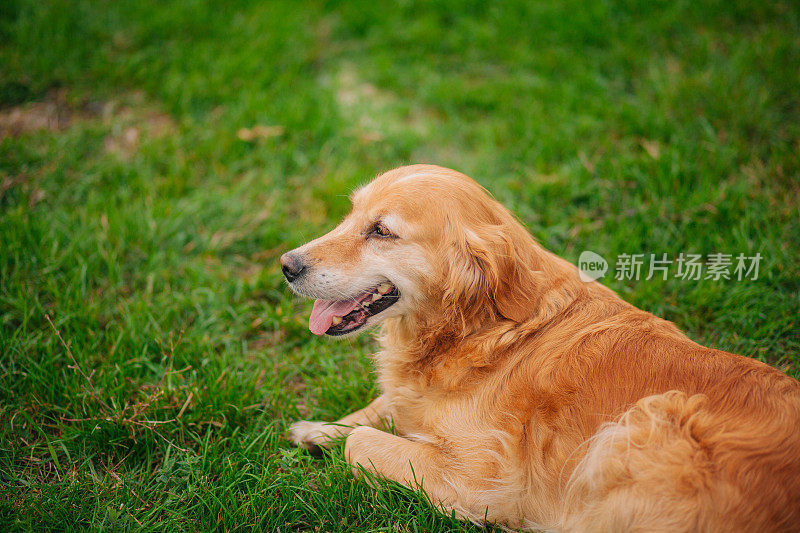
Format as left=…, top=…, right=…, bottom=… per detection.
left=281, top=165, right=552, bottom=338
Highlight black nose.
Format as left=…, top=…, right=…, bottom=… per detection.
left=280, top=252, right=305, bottom=282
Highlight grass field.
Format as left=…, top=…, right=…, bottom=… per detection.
left=1, top=0, right=798, bottom=530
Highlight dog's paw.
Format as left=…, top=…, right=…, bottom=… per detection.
left=287, top=420, right=331, bottom=455
left=343, top=425, right=371, bottom=464
left=344, top=426, right=384, bottom=486
left=288, top=420, right=327, bottom=444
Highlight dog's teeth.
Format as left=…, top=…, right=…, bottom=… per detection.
left=331, top=316, right=342, bottom=325
left=371, top=293, right=381, bottom=302
left=377, top=283, right=392, bottom=294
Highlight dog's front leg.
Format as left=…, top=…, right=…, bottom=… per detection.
left=288, top=394, right=389, bottom=451
left=345, top=426, right=466, bottom=515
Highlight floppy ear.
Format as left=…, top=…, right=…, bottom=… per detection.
left=442, top=223, right=540, bottom=324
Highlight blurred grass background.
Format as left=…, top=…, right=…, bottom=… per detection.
left=1, top=0, right=798, bottom=530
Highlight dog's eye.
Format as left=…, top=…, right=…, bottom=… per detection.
left=369, top=222, right=393, bottom=239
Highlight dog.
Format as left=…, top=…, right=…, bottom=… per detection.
left=282, top=164, right=800, bottom=532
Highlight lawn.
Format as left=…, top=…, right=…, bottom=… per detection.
left=1, top=0, right=798, bottom=530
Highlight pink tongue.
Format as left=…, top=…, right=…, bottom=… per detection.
left=309, top=298, right=363, bottom=335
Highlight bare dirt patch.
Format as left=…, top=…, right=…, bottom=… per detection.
left=100, top=92, right=176, bottom=159
left=0, top=89, right=176, bottom=161
left=0, top=88, right=74, bottom=138
left=327, top=62, right=438, bottom=144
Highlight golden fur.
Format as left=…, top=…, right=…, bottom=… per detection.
left=285, top=165, right=800, bottom=532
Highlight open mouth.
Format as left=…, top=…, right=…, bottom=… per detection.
left=308, top=282, right=400, bottom=336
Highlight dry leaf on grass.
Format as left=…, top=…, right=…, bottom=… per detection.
left=237, top=125, right=285, bottom=141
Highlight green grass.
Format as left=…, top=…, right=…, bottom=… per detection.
left=1, top=0, right=798, bottom=530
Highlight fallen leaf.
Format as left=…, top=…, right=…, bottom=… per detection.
left=640, top=139, right=661, bottom=159
left=237, top=125, right=284, bottom=141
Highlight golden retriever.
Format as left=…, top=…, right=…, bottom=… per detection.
left=281, top=164, right=800, bottom=532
